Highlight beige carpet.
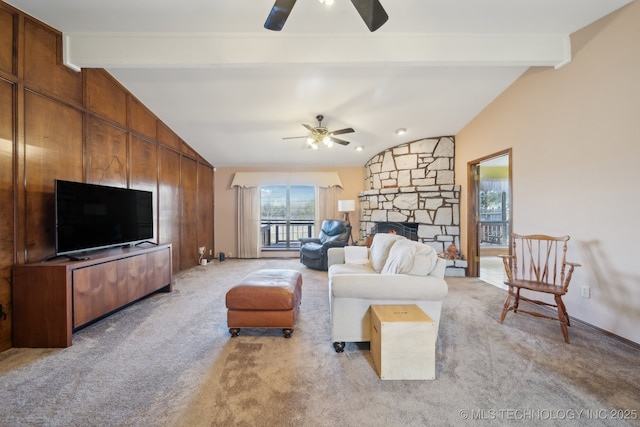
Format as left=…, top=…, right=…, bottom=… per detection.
left=0, top=258, right=638, bottom=427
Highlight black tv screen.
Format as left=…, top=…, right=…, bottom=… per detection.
left=55, top=180, right=154, bottom=255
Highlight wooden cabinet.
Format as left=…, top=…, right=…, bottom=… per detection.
left=12, top=244, right=172, bottom=348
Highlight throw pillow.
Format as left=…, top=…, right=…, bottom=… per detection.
left=369, top=233, right=405, bottom=273
left=381, top=240, right=439, bottom=275
left=407, top=253, right=437, bottom=276
left=381, top=239, right=417, bottom=274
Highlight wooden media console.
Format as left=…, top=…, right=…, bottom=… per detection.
left=12, top=244, right=172, bottom=348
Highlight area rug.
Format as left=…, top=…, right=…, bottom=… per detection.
left=0, top=258, right=638, bottom=426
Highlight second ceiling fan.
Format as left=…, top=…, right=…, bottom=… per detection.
left=265, top=0, right=388, bottom=32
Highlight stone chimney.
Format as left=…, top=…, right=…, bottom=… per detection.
left=359, top=136, right=467, bottom=276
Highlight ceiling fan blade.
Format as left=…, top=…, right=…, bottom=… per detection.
left=350, top=0, right=388, bottom=32
left=302, top=123, right=316, bottom=132
left=264, top=0, right=297, bottom=31
left=330, top=127, right=355, bottom=136
left=331, top=137, right=351, bottom=146
left=282, top=136, right=307, bottom=140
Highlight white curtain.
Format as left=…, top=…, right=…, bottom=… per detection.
left=237, top=187, right=261, bottom=259
left=315, top=186, right=340, bottom=234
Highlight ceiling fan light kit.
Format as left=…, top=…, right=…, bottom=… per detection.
left=306, top=133, right=333, bottom=149
left=265, top=0, right=388, bottom=32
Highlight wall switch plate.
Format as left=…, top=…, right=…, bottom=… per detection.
left=581, top=286, right=591, bottom=298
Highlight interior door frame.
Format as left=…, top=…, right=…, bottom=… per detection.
left=466, top=148, right=512, bottom=277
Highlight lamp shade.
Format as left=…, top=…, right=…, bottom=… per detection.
left=338, top=200, right=356, bottom=212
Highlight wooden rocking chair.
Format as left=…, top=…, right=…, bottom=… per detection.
left=498, top=233, right=581, bottom=343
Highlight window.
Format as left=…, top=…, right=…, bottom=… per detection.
left=260, top=185, right=315, bottom=249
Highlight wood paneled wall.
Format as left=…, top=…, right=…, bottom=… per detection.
left=0, top=2, right=215, bottom=352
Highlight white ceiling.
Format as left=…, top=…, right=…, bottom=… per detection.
left=6, top=0, right=633, bottom=167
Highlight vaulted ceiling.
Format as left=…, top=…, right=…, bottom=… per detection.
left=5, top=0, right=633, bottom=167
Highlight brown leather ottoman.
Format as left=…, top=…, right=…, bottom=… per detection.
left=225, top=269, right=303, bottom=338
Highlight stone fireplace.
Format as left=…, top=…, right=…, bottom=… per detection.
left=359, top=136, right=467, bottom=276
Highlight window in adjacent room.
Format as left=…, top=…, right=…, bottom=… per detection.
left=260, top=185, right=315, bottom=249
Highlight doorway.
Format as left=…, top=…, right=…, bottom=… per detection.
left=466, top=149, right=512, bottom=288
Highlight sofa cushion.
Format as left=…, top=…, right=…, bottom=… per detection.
left=381, top=239, right=438, bottom=275
left=328, top=263, right=376, bottom=278
left=369, top=233, right=405, bottom=273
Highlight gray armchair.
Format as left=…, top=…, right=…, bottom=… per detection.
left=299, top=219, right=352, bottom=271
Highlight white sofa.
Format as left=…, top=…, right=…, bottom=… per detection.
left=327, top=233, right=448, bottom=352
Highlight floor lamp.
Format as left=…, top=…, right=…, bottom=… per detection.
left=338, top=200, right=356, bottom=244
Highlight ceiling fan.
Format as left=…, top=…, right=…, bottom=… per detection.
left=265, top=0, right=388, bottom=32
left=283, top=115, right=355, bottom=150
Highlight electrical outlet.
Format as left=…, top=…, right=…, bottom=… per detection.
left=228, top=252, right=232, bottom=258
left=581, top=286, right=591, bottom=298
left=209, top=249, right=212, bottom=256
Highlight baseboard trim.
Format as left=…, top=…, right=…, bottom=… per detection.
left=516, top=297, right=640, bottom=349
left=568, top=316, right=640, bottom=350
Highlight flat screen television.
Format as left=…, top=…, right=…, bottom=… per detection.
left=55, top=180, right=154, bottom=256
